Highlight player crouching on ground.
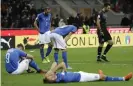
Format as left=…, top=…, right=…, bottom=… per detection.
left=42, top=62, right=132, bottom=83
left=5, top=44, right=45, bottom=74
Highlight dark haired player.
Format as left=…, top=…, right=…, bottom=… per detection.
left=95, top=3, right=113, bottom=62
left=34, top=7, right=53, bottom=63
left=5, top=44, right=44, bottom=74
left=42, top=62, right=132, bottom=83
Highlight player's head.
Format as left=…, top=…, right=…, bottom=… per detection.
left=44, top=7, right=51, bottom=16
left=103, top=3, right=111, bottom=12
left=43, top=77, right=56, bottom=83
left=17, top=43, right=24, bottom=50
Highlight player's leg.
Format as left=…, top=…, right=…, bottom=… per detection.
left=45, top=42, right=53, bottom=62
left=61, top=49, right=72, bottom=69
left=39, top=33, right=47, bottom=63
left=46, top=43, right=53, bottom=57
left=101, top=32, right=113, bottom=62
left=29, top=59, right=44, bottom=73
left=51, top=33, right=71, bottom=69
left=11, top=59, right=30, bottom=74
left=54, top=48, right=59, bottom=64
left=105, top=73, right=132, bottom=81
left=103, top=40, right=113, bottom=55
left=50, top=33, right=59, bottom=64
left=44, top=31, right=53, bottom=62
left=79, top=71, right=101, bottom=82
left=97, top=31, right=104, bottom=62
left=40, top=44, right=45, bottom=60
left=58, top=37, right=72, bottom=69
left=97, top=43, right=104, bottom=62
left=99, top=70, right=133, bottom=81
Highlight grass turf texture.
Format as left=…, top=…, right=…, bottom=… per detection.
left=1, top=47, right=133, bottom=86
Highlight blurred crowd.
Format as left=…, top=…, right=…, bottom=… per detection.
left=1, top=0, right=38, bottom=28
left=1, top=0, right=133, bottom=29
left=52, top=13, right=95, bottom=28
left=102, top=0, right=133, bottom=13
left=1, top=0, right=95, bottom=29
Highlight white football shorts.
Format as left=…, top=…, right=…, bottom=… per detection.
left=39, top=31, right=51, bottom=44
left=50, top=33, right=66, bottom=49
left=78, top=71, right=100, bottom=82
left=11, top=59, right=30, bottom=74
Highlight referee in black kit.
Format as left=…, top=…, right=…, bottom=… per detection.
left=94, top=3, right=113, bottom=62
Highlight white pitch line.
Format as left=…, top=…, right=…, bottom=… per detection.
left=69, top=62, right=132, bottom=66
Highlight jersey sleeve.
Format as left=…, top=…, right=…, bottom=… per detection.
left=17, top=49, right=27, bottom=57
left=71, top=26, right=77, bottom=33
left=35, top=14, right=41, bottom=21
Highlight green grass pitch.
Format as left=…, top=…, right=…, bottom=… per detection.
left=1, top=47, right=133, bottom=86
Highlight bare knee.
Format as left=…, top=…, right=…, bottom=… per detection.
left=99, top=43, right=104, bottom=47
left=108, top=40, right=113, bottom=45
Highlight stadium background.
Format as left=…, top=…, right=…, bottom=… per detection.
left=1, top=0, right=133, bottom=86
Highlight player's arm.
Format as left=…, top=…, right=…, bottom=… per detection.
left=21, top=53, right=34, bottom=60
left=51, top=62, right=67, bottom=72
left=96, top=15, right=101, bottom=30
left=50, top=17, right=54, bottom=31
left=45, top=62, right=67, bottom=77
left=96, top=15, right=103, bottom=35
left=26, top=54, right=34, bottom=60
left=64, top=26, right=77, bottom=42
left=64, top=32, right=73, bottom=42
left=34, top=16, right=39, bottom=32
left=18, top=49, right=34, bottom=60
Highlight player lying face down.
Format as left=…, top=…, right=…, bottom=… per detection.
left=42, top=62, right=132, bottom=83
left=5, top=44, right=45, bottom=74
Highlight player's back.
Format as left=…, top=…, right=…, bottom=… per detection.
left=52, top=25, right=77, bottom=37
left=56, top=72, right=81, bottom=83
left=5, top=48, right=23, bottom=73
left=37, top=12, right=51, bottom=33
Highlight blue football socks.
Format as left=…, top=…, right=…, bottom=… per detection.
left=62, top=51, right=68, bottom=68
left=29, top=60, right=40, bottom=71
left=46, top=46, right=52, bottom=57
left=54, top=52, right=58, bottom=63
left=105, top=76, right=124, bottom=81
left=40, top=48, right=44, bottom=60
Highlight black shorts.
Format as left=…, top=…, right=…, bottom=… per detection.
left=97, top=29, right=112, bottom=44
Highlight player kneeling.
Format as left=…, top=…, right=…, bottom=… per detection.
left=5, top=44, right=44, bottom=74
left=43, top=62, right=132, bottom=83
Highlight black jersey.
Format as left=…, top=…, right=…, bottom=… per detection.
left=94, top=11, right=107, bottom=30
left=94, top=11, right=112, bottom=42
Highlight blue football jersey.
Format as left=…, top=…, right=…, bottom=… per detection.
left=52, top=25, right=77, bottom=37
left=56, top=72, right=81, bottom=83
left=36, top=12, right=51, bottom=33
left=5, top=48, right=27, bottom=73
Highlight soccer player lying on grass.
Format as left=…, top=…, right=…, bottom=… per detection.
left=5, top=43, right=44, bottom=74
left=43, top=62, right=132, bottom=83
